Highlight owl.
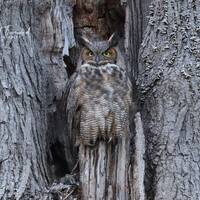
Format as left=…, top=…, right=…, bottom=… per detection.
left=66, top=34, right=134, bottom=146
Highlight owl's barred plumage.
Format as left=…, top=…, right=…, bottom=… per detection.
left=66, top=35, right=134, bottom=146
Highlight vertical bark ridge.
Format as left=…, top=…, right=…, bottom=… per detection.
left=138, top=0, right=200, bottom=199
left=0, top=0, right=75, bottom=199
left=79, top=138, right=130, bottom=200
left=0, top=1, right=49, bottom=199
left=126, top=0, right=152, bottom=77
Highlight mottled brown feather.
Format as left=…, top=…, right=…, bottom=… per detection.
left=66, top=63, right=133, bottom=146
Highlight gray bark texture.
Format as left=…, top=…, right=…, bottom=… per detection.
left=126, top=0, right=152, bottom=76
left=71, top=0, right=150, bottom=200
left=1, top=0, right=199, bottom=200
left=0, top=0, right=75, bottom=199
left=138, top=0, right=200, bottom=199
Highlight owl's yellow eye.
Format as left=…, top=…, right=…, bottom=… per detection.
left=103, top=51, right=111, bottom=57
left=87, top=50, right=94, bottom=57
left=102, top=48, right=117, bottom=58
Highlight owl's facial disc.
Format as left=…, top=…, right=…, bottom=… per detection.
left=102, top=48, right=117, bottom=59
left=81, top=42, right=118, bottom=66
left=98, top=47, right=117, bottom=65
left=82, top=48, right=96, bottom=65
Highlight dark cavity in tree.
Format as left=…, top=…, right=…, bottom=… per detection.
left=64, top=0, right=126, bottom=77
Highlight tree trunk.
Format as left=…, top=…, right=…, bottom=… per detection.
left=74, top=1, right=132, bottom=198
left=2, top=0, right=199, bottom=200
left=138, top=0, right=200, bottom=199
left=126, top=0, right=152, bottom=76
left=71, top=1, right=149, bottom=199
left=0, top=0, right=150, bottom=199
left=0, top=0, right=75, bottom=199
left=79, top=139, right=130, bottom=200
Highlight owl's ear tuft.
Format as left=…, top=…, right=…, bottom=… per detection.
left=108, top=32, right=119, bottom=47
left=77, top=35, right=92, bottom=48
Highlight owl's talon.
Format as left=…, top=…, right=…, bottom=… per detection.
left=108, top=137, right=112, bottom=143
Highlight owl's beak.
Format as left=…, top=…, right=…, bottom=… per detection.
left=95, top=56, right=100, bottom=64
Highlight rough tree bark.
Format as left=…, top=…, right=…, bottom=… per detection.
left=70, top=1, right=151, bottom=200
left=0, top=0, right=151, bottom=199
left=0, top=0, right=75, bottom=199
left=0, top=1, right=49, bottom=199
left=138, top=0, right=200, bottom=199
left=126, top=0, right=152, bottom=76
left=72, top=1, right=133, bottom=199
left=1, top=0, right=199, bottom=200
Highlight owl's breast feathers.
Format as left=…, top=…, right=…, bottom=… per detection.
left=67, top=63, right=133, bottom=146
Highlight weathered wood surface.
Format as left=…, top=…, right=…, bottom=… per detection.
left=78, top=112, right=145, bottom=200
left=4, top=0, right=199, bottom=199
left=0, top=0, right=153, bottom=199
left=0, top=0, right=75, bottom=199
left=138, top=0, right=200, bottom=199
left=72, top=1, right=146, bottom=200
left=132, top=112, right=145, bottom=200
left=125, top=0, right=152, bottom=77
left=79, top=139, right=130, bottom=200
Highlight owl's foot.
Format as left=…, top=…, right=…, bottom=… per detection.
left=81, top=138, right=97, bottom=147
left=107, top=136, right=118, bottom=146
left=108, top=137, right=112, bottom=143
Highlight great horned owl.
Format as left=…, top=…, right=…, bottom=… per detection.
left=66, top=34, right=134, bottom=146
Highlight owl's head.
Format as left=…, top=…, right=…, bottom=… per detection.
left=79, top=34, right=118, bottom=66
